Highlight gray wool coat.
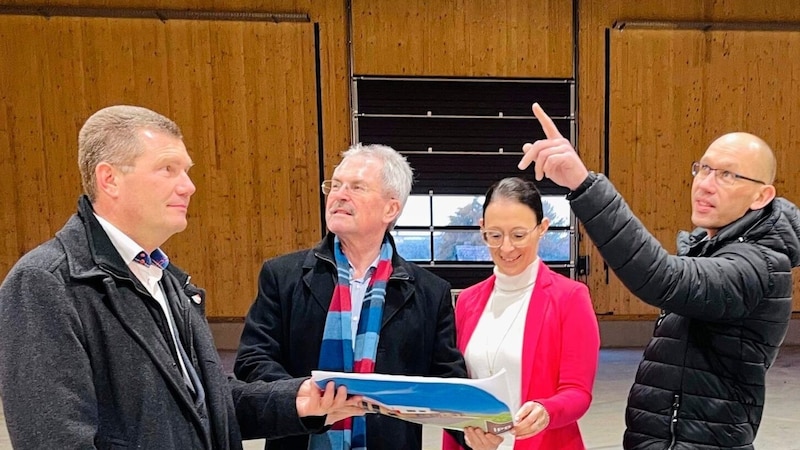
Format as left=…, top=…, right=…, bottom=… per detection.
left=0, top=196, right=321, bottom=450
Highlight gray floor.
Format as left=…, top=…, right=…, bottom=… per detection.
left=1, top=347, right=798, bottom=449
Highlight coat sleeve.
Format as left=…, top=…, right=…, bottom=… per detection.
left=570, top=174, right=769, bottom=321
left=0, top=265, right=99, bottom=450
left=229, top=376, right=325, bottom=439
left=234, top=259, right=294, bottom=382
left=535, top=282, right=599, bottom=429
left=427, top=279, right=469, bottom=379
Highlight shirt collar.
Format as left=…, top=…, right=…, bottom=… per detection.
left=349, top=254, right=381, bottom=282
left=93, top=213, right=167, bottom=268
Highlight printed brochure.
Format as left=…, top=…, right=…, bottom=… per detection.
left=311, top=369, right=514, bottom=434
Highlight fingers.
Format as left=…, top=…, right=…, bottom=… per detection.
left=319, top=381, right=337, bottom=410
left=518, top=140, right=574, bottom=179
left=519, top=102, right=570, bottom=175
left=324, top=405, right=366, bottom=425
left=297, top=380, right=339, bottom=416
left=324, top=385, right=369, bottom=425
left=513, top=401, right=534, bottom=423
left=463, top=427, right=503, bottom=450
left=532, top=102, right=563, bottom=140
left=344, top=393, right=364, bottom=408
left=510, top=402, right=550, bottom=440
left=518, top=142, right=537, bottom=171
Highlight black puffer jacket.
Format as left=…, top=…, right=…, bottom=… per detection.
left=570, top=173, right=800, bottom=450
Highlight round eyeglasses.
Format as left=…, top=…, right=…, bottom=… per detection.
left=321, top=180, right=372, bottom=196
left=691, top=162, right=765, bottom=186
left=481, top=227, right=539, bottom=248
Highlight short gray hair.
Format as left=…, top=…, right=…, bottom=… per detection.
left=78, top=105, right=182, bottom=201
left=341, top=143, right=414, bottom=207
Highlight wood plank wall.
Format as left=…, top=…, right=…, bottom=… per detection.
left=0, top=0, right=350, bottom=321
left=1, top=0, right=799, bottom=319
left=606, top=28, right=800, bottom=315
left=0, top=13, right=322, bottom=318
left=580, top=1, right=800, bottom=317
left=351, top=0, right=573, bottom=77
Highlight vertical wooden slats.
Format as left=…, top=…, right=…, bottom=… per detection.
left=606, top=28, right=800, bottom=316
left=0, top=16, right=72, bottom=267
left=2, top=0, right=800, bottom=318
left=351, top=0, right=574, bottom=78
left=578, top=0, right=800, bottom=318
left=0, top=14, right=320, bottom=318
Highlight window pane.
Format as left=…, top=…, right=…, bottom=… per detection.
left=432, top=195, right=484, bottom=226
left=391, top=230, right=432, bottom=261
left=540, top=230, right=571, bottom=262
left=396, top=195, right=431, bottom=227
left=542, top=196, right=570, bottom=227
left=433, top=231, right=489, bottom=262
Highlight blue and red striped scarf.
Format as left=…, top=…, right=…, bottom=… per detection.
left=309, top=236, right=393, bottom=450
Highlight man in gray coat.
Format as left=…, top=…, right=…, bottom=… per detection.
left=0, top=105, right=361, bottom=450
left=520, top=104, right=800, bottom=449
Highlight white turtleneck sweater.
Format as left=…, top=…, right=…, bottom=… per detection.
left=464, top=259, right=539, bottom=449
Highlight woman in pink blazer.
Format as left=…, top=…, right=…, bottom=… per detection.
left=443, top=177, right=600, bottom=450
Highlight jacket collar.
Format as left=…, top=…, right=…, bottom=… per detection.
left=677, top=198, right=799, bottom=261
left=302, top=232, right=415, bottom=328
left=305, top=232, right=412, bottom=281
left=57, top=195, right=192, bottom=285
left=56, top=196, right=130, bottom=281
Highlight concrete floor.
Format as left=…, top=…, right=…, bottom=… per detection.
left=1, top=347, right=798, bottom=449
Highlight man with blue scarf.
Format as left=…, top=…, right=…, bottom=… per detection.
left=235, top=143, right=467, bottom=450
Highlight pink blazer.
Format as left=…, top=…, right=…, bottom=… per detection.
left=443, top=261, right=600, bottom=450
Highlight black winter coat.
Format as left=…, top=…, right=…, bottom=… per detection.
left=570, top=174, right=800, bottom=450
left=234, top=232, right=467, bottom=450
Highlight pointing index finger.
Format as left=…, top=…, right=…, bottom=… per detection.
left=532, top=103, right=563, bottom=139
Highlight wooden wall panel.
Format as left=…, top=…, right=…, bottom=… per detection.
left=351, top=0, right=573, bottom=77
left=4, top=0, right=800, bottom=320
left=0, top=14, right=320, bottom=317
left=578, top=0, right=800, bottom=319
left=0, top=0, right=351, bottom=184
left=604, top=28, right=800, bottom=316
left=0, top=16, right=88, bottom=279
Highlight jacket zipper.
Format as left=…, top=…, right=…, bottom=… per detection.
left=656, top=310, right=667, bottom=328
left=668, top=393, right=681, bottom=450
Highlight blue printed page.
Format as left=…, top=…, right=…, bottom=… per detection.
left=311, top=369, right=514, bottom=433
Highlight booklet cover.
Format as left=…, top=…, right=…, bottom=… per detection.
left=311, top=369, right=514, bottom=434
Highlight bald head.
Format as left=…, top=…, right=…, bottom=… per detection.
left=708, top=132, right=776, bottom=184
left=692, top=132, right=778, bottom=237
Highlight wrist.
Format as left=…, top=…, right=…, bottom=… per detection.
left=566, top=171, right=597, bottom=199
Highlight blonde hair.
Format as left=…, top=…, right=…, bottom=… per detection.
left=78, top=105, right=182, bottom=201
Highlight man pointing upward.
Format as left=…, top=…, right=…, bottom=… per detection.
left=520, top=103, right=800, bottom=449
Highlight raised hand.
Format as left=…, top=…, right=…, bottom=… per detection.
left=518, top=103, right=589, bottom=191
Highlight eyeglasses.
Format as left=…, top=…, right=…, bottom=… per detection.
left=321, top=180, right=372, bottom=196
left=691, top=162, right=766, bottom=186
left=481, top=227, right=539, bottom=248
